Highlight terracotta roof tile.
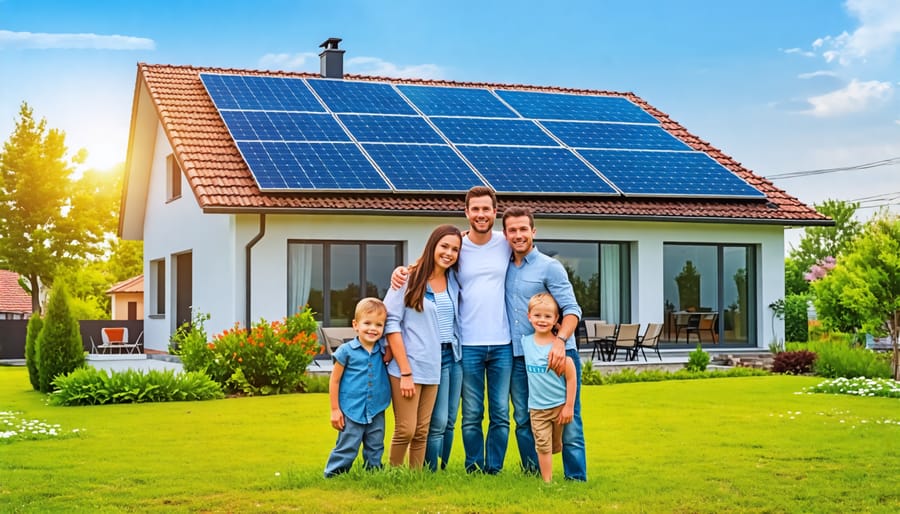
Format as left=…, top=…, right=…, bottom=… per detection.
left=106, top=275, right=144, bottom=295
left=0, top=270, right=32, bottom=314
left=136, top=63, right=827, bottom=224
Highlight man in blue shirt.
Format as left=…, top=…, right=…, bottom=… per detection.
left=503, top=206, right=587, bottom=481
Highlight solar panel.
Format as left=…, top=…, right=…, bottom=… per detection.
left=578, top=149, right=766, bottom=198
left=431, top=117, right=558, bottom=147
left=541, top=121, right=689, bottom=151
left=458, top=146, right=617, bottom=194
left=363, top=144, right=484, bottom=192
left=339, top=114, right=444, bottom=144
left=397, top=85, right=518, bottom=118
left=308, top=79, right=416, bottom=115
left=200, top=73, right=324, bottom=112
left=201, top=72, right=767, bottom=199
left=496, top=90, right=658, bottom=123
left=235, top=141, right=390, bottom=191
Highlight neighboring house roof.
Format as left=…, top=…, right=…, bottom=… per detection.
left=121, top=63, right=829, bottom=233
left=106, top=275, right=143, bottom=295
left=0, top=270, right=32, bottom=314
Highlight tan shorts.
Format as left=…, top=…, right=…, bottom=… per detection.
left=530, top=405, right=563, bottom=455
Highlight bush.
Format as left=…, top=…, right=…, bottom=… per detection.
left=813, top=342, right=891, bottom=379
left=580, top=361, right=768, bottom=386
left=771, top=350, right=817, bottom=375
left=169, top=311, right=210, bottom=356
left=783, top=294, right=809, bottom=343
left=685, top=344, right=710, bottom=372
left=180, top=307, right=321, bottom=395
left=37, top=284, right=85, bottom=393
left=50, top=367, right=223, bottom=405
left=25, top=315, right=43, bottom=391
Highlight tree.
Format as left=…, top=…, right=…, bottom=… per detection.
left=36, top=282, right=85, bottom=392
left=784, top=257, right=809, bottom=296
left=812, top=215, right=900, bottom=380
left=0, top=103, right=116, bottom=314
left=789, top=199, right=862, bottom=273
left=25, top=314, right=43, bottom=390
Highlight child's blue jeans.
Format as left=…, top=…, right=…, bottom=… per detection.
left=324, top=411, right=385, bottom=478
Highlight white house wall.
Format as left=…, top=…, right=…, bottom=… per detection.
left=233, top=213, right=784, bottom=350
left=142, top=122, right=238, bottom=351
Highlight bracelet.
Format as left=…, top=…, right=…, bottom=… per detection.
left=401, top=372, right=412, bottom=377
left=557, top=335, right=568, bottom=343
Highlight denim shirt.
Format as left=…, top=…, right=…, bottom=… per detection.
left=332, top=337, right=391, bottom=425
left=505, top=246, right=583, bottom=357
left=384, top=270, right=462, bottom=384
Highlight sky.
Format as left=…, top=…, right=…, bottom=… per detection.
left=1, top=0, right=898, bottom=253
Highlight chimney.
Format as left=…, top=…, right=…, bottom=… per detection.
left=319, top=38, right=345, bottom=79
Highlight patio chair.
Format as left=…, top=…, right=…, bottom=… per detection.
left=585, top=320, right=613, bottom=361
left=686, top=312, right=718, bottom=344
left=674, top=312, right=700, bottom=344
left=320, top=327, right=358, bottom=357
left=637, top=322, right=663, bottom=361
left=90, top=327, right=129, bottom=354
left=611, top=323, right=641, bottom=361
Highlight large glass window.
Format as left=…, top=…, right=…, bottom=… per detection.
left=536, top=241, right=631, bottom=323
left=662, top=244, right=755, bottom=346
left=288, top=241, right=403, bottom=326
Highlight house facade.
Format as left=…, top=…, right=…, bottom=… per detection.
left=119, top=52, right=828, bottom=354
left=106, top=275, right=144, bottom=321
left=0, top=270, right=31, bottom=320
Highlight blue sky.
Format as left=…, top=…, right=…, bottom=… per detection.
left=1, top=0, right=898, bottom=251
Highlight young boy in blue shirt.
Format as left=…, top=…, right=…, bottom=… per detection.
left=324, top=298, right=392, bottom=478
left=521, top=292, right=577, bottom=483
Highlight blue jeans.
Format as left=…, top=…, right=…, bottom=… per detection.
left=425, top=345, right=463, bottom=471
left=323, top=412, right=385, bottom=478
left=562, top=348, right=587, bottom=481
left=510, top=356, right=539, bottom=473
left=461, top=343, right=512, bottom=474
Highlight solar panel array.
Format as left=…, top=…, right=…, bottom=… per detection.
left=199, top=73, right=765, bottom=199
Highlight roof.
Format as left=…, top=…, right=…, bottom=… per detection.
left=106, top=274, right=143, bottom=295
left=125, top=63, right=828, bottom=226
left=0, top=270, right=31, bottom=314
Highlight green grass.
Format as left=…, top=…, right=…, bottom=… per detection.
left=1, top=367, right=899, bottom=513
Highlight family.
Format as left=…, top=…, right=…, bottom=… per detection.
left=324, top=186, right=587, bottom=483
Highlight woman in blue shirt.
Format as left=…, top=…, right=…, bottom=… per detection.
left=384, top=224, right=462, bottom=469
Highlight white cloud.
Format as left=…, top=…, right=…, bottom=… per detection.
left=805, top=79, right=892, bottom=116
left=783, top=47, right=816, bottom=57
left=346, top=56, right=445, bottom=79
left=812, top=0, right=900, bottom=65
left=797, top=70, right=839, bottom=79
left=258, top=52, right=317, bottom=71
left=0, top=29, right=154, bottom=50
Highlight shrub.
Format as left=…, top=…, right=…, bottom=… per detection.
left=579, top=361, right=768, bottom=386
left=25, top=315, right=43, bottom=391
left=169, top=311, right=210, bottom=355
left=37, top=284, right=85, bottom=393
left=771, top=350, right=817, bottom=375
left=783, top=294, right=810, bottom=343
left=50, top=367, right=223, bottom=405
left=813, top=342, right=891, bottom=379
left=685, top=344, right=710, bottom=372
left=181, top=307, right=321, bottom=395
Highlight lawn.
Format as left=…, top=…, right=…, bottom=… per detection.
left=1, top=366, right=898, bottom=513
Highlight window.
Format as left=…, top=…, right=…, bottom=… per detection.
left=536, top=240, right=631, bottom=324
left=167, top=154, right=182, bottom=201
left=288, top=241, right=403, bottom=326
left=662, top=244, right=756, bottom=346
left=150, top=258, right=166, bottom=316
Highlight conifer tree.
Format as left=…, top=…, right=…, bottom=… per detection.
left=25, top=314, right=43, bottom=390
left=36, top=283, right=84, bottom=392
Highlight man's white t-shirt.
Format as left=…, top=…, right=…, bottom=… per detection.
left=458, top=231, right=511, bottom=346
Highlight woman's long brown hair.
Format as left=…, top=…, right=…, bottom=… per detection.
left=404, top=224, right=462, bottom=312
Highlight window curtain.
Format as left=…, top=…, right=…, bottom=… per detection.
left=599, top=244, right=620, bottom=323
left=289, top=243, right=314, bottom=313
